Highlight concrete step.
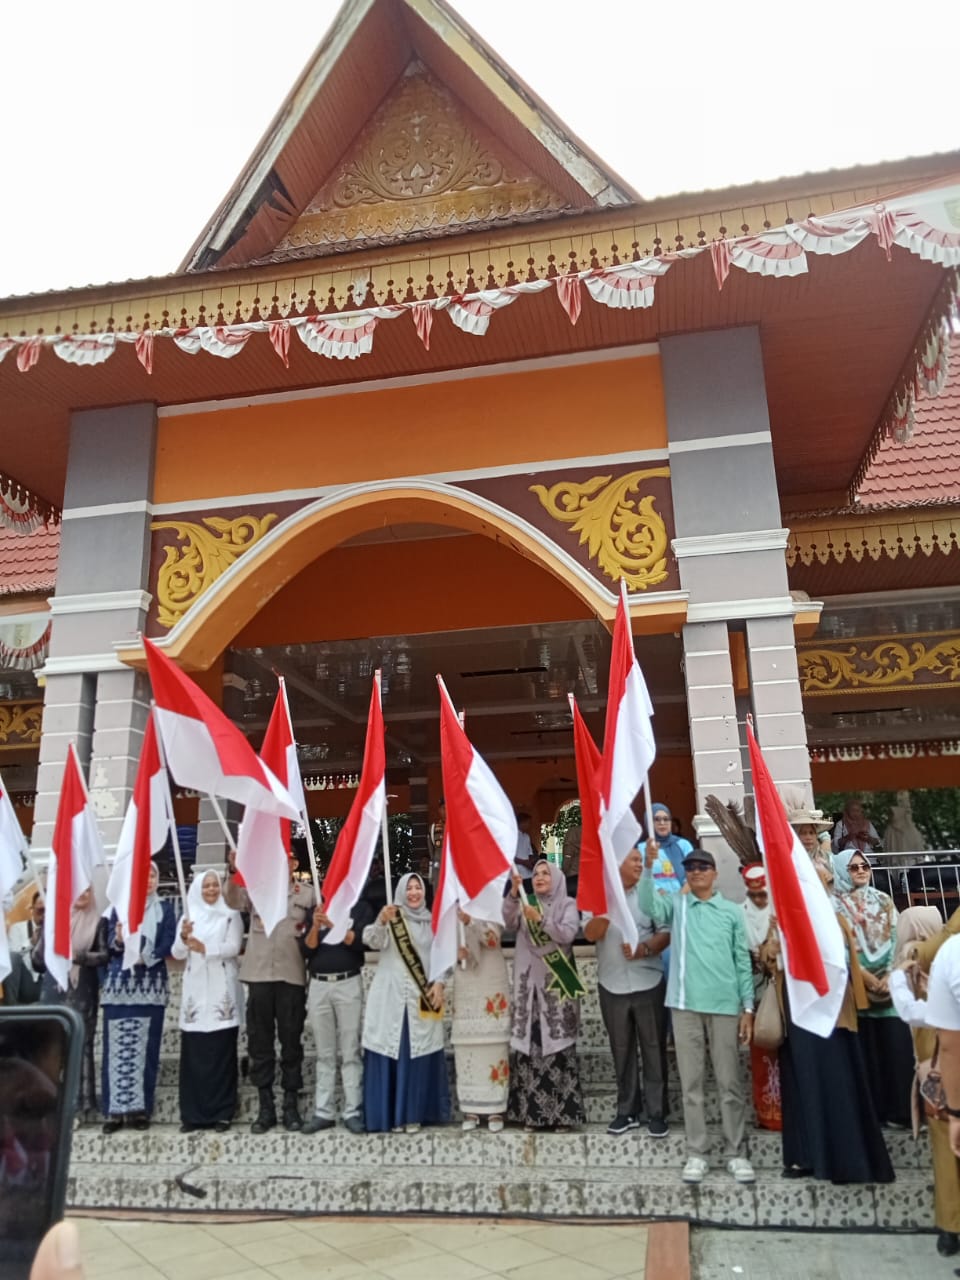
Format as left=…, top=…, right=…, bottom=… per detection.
left=67, top=1129, right=934, bottom=1229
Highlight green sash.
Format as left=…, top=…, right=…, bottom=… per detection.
left=523, top=892, right=586, bottom=1001
left=389, top=914, right=442, bottom=1020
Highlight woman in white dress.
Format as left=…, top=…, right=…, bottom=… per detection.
left=171, top=869, right=244, bottom=1132
left=452, top=909, right=510, bottom=1132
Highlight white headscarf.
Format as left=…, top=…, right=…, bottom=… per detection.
left=394, top=872, right=432, bottom=960
left=184, top=869, right=236, bottom=948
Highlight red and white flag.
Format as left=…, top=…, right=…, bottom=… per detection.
left=322, top=673, right=386, bottom=945
left=144, top=637, right=298, bottom=821
left=0, top=771, right=29, bottom=985
left=571, top=696, right=639, bottom=948
left=747, top=720, right=846, bottom=1037
left=430, top=677, right=515, bottom=981
left=44, top=745, right=106, bottom=991
left=600, top=581, right=655, bottom=860
left=107, top=710, right=172, bottom=969
left=430, top=829, right=462, bottom=980
left=236, top=678, right=310, bottom=937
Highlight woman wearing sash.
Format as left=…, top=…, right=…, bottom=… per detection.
left=452, top=909, right=510, bottom=1132
left=504, top=859, right=585, bottom=1130
left=362, top=872, right=450, bottom=1133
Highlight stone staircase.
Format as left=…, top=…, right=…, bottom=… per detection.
left=69, top=950, right=934, bottom=1229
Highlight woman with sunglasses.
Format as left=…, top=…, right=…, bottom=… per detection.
left=835, top=854, right=915, bottom=1128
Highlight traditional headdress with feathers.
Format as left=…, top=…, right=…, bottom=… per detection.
left=704, top=795, right=761, bottom=868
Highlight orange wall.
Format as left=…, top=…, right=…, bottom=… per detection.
left=155, top=355, right=666, bottom=504
left=234, top=534, right=592, bottom=648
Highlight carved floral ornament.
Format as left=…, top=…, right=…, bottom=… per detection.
left=798, top=632, right=960, bottom=695
left=151, top=515, right=278, bottom=629
left=530, top=469, right=671, bottom=591
left=0, top=701, right=42, bottom=747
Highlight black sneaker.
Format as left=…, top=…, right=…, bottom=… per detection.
left=647, top=1117, right=669, bottom=1138
left=302, top=1115, right=335, bottom=1134
left=607, top=1114, right=639, bottom=1136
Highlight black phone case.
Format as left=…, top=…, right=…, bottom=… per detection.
left=0, top=1004, right=84, bottom=1280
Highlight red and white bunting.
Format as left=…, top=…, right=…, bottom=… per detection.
left=296, top=313, right=382, bottom=360
left=44, top=745, right=106, bottom=991
left=107, top=710, right=172, bottom=969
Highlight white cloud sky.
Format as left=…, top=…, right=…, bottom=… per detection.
left=2, top=0, right=959, bottom=297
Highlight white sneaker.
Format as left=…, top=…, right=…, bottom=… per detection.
left=682, top=1156, right=709, bottom=1183
left=461, top=1116, right=480, bottom=1132
left=405, top=1122, right=421, bottom=1134
left=727, top=1156, right=755, bottom=1183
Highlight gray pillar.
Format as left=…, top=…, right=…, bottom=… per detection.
left=32, top=404, right=157, bottom=855
left=745, top=615, right=813, bottom=802
left=32, top=672, right=97, bottom=859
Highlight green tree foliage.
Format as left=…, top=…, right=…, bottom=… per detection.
left=816, top=788, right=960, bottom=851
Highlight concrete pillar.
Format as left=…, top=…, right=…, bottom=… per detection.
left=32, top=404, right=156, bottom=856
left=745, top=614, right=813, bottom=803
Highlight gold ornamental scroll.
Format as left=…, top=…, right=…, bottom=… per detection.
left=0, top=701, right=43, bottom=748
left=151, top=514, right=278, bottom=629
left=529, top=469, right=671, bottom=591
left=798, top=632, right=960, bottom=695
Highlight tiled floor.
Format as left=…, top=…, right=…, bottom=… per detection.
left=71, top=1215, right=649, bottom=1280
left=691, top=1228, right=941, bottom=1280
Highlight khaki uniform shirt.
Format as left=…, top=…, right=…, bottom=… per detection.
left=225, top=875, right=315, bottom=986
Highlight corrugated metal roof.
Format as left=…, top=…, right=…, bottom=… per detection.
left=857, top=333, right=960, bottom=504
left=0, top=524, right=59, bottom=597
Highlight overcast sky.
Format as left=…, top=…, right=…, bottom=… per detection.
left=3, top=0, right=959, bottom=297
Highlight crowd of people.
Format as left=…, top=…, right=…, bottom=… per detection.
left=2, top=791, right=957, bottom=1261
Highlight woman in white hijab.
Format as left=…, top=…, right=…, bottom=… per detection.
left=171, top=869, right=243, bottom=1132
left=100, top=861, right=177, bottom=1133
left=362, top=872, right=449, bottom=1133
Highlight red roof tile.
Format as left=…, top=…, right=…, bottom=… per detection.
left=0, top=523, right=59, bottom=597
left=858, top=333, right=960, bottom=503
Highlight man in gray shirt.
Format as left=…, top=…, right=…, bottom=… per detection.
left=583, top=846, right=670, bottom=1137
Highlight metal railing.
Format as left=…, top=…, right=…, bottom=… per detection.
left=865, top=850, right=960, bottom=920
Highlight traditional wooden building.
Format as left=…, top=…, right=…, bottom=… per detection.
left=2, top=0, right=959, bottom=882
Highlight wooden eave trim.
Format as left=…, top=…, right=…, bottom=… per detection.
left=787, top=504, right=960, bottom=567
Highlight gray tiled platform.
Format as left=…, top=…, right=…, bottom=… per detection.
left=71, top=949, right=936, bottom=1230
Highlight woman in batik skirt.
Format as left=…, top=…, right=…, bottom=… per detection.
left=452, top=910, right=510, bottom=1132
left=504, top=859, right=585, bottom=1130
left=362, top=872, right=450, bottom=1133
left=171, top=869, right=244, bottom=1132
left=100, top=861, right=176, bottom=1133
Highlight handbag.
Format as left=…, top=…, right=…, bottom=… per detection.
left=919, top=1046, right=949, bottom=1122
left=753, top=979, right=784, bottom=1051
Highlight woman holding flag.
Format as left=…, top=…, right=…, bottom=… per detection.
left=452, top=908, right=510, bottom=1132
left=171, top=869, right=244, bottom=1132
left=361, top=872, right=449, bottom=1133
left=504, top=859, right=585, bottom=1130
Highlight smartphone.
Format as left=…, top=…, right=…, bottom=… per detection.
left=0, top=1006, right=84, bottom=1280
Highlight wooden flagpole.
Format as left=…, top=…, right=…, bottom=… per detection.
left=375, top=671, right=394, bottom=905
left=277, top=676, right=321, bottom=902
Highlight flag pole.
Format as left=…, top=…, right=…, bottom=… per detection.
left=207, top=793, right=239, bottom=859
left=151, top=705, right=190, bottom=920
left=279, top=677, right=321, bottom=901
left=455, top=706, right=467, bottom=969
left=618, top=580, right=657, bottom=850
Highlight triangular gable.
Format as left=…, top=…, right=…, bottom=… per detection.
left=182, top=0, right=639, bottom=273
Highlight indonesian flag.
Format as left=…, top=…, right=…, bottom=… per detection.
left=571, top=697, right=639, bottom=948
left=747, top=720, right=846, bottom=1037
left=0, top=771, right=28, bottom=985
left=322, top=672, right=386, bottom=945
left=44, top=745, right=106, bottom=990
left=600, top=581, right=654, bottom=860
left=107, top=710, right=171, bottom=969
left=430, top=677, right=515, bottom=981
left=236, top=678, right=310, bottom=937
left=144, top=637, right=298, bottom=821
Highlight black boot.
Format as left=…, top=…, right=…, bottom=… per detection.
left=251, top=1088, right=276, bottom=1134
left=938, top=1230, right=960, bottom=1257
left=282, top=1091, right=302, bottom=1132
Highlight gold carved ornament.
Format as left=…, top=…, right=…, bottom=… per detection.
left=530, top=469, right=671, bottom=591
left=799, top=635, right=960, bottom=694
left=150, top=515, right=278, bottom=629
left=0, top=701, right=42, bottom=746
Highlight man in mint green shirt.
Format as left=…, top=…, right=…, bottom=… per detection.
left=639, top=843, right=755, bottom=1185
